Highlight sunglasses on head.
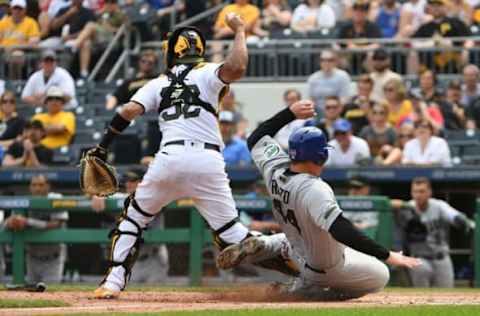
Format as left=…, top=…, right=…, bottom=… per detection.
left=372, top=110, right=385, bottom=115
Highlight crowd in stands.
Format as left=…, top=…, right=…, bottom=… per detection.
left=0, top=0, right=480, bottom=168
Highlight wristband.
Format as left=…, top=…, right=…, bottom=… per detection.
left=99, top=113, right=131, bottom=149
left=26, top=218, right=48, bottom=229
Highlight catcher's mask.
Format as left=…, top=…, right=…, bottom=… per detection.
left=162, top=26, right=206, bottom=69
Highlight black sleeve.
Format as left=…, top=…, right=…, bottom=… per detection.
left=6, top=142, right=23, bottom=158
left=329, top=214, right=390, bottom=261
left=247, top=107, right=296, bottom=150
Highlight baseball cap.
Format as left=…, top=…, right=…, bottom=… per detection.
left=45, top=86, right=65, bottom=100
left=25, top=120, right=45, bottom=130
left=10, top=0, right=26, bottom=8
left=219, top=111, right=235, bottom=123
left=353, top=0, right=370, bottom=10
left=333, top=119, right=352, bottom=133
left=41, top=49, right=57, bottom=61
left=428, top=0, right=447, bottom=4
left=349, top=177, right=369, bottom=189
left=372, top=48, right=389, bottom=61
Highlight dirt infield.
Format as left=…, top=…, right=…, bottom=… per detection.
left=1, top=287, right=480, bottom=316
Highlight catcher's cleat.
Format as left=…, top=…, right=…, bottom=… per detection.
left=216, top=237, right=266, bottom=270
left=93, top=286, right=120, bottom=299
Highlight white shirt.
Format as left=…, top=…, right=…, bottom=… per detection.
left=48, top=0, right=71, bottom=18
left=131, top=63, right=226, bottom=148
left=274, top=119, right=306, bottom=150
left=326, top=136, right=371, bottom=166
left=0, top=80, right=4, bottom=96
left=22, top=66, right=77, bottom=109
left=370, top=70, right=403, bottom=103
left=291, top=3, right=336, bottom=29
left=402, top=136, right=452, bottom=166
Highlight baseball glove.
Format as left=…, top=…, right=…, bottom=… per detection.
left=80, top=146, right=118, bottom=197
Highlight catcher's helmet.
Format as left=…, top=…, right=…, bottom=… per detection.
left=163, top=26, right=206, bottom=69
left=288, top=127, right=330, bottom=165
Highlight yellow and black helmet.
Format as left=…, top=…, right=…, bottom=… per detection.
left=163, top=26, right=206, bottom=69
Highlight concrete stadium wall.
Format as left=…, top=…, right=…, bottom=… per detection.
left=230, top=82, right=308, bottom=130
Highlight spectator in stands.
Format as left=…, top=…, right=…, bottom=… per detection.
left=447, top=0, right=473, bottom=25
left=344, top=74, right=375, bottom=134
left=31, top=86, right=76, bottom=149
left=461, top=64, right=480, bottom=106
left=391, top=177, right=474, bottom=288
left=359, top=101, right=397, bottom=162
left=411, top=69, right=442, bottom=103
left=337, top=0, right=382, bottom=50
left=106, top=50, right=158, bottom=110
left=2, top=120, right=53, bottom=167
left=308, top=50, right=352, bottom=113
left=0, top=0, right=40, bottom=79
left=4, top=175, right=68, bottom=284
left=412, top=0, right=473, bottom=73
left=0, top=91, right=26, bottom=149
left=326, top=118, right=371, bottom=166
left=369, top=48, right=402, bottom=103
left=398, top=0, right=429, bottom=38
left=91, top=168, right=169, bottom=284
left=42, top=0, right=96, bottom=55
left=290, top=0, right=336, bottom=33
left=311, top=95, right=344, bottom=140
left=274, top=88, right=305, bottom=149
left=213, top=0, right=261, bottom=39
left=0, top=0, right=8, bottom=19
left=405, top=89, right=444, bottom=133
left=445, top=79, right=467, bottom=129
left=373, top=0, right=401, bottom=38
left=466, top=95, right=480, bottom=128
left=260, top=0, right=292, bottom=38
left=402, top=119, right=451, bottom=166
left=383, top=78, right=413, bottom=128
left=380, top=122, right=415, bottom=165
left=22, top=50, right=77, bottom=110
left=219, top=111, right=251, bottom=166
left=65, top=0, right=127, bottom=80
left=151, top=0, right=185, bottom=39
left=221, top=90, right=243, bottom=123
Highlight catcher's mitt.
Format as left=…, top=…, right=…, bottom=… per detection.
left=80, top=147, right=118, bottom=197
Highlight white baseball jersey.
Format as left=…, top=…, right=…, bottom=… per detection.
left=131, top=63, right=226, bottom=148
left=251, top=135, right=344, bottom=269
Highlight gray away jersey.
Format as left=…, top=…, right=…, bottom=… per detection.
left=398, top=198, right=461, bottom=257
left=251, top=135, right=344, bottom=269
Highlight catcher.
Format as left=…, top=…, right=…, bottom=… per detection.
left=81, top=13, right=299, bottom=299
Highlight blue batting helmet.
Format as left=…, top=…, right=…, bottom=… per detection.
left=288, top=127, right=330, bottom=165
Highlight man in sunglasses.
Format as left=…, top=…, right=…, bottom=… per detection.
left=105, top=50, right=159, bottom=110
left=325, top=119, right=371, bottom=166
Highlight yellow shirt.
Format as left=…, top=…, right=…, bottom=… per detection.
left=215, top=4, right=260, bottom=35
left=32, top=111, right=76, bottom=149
left=388, top=99, right=413, bottom=127
left=0, top=16, right=40, bottom=46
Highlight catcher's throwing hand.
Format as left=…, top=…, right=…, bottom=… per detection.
left=290, top=100, right=316, bottom=119
left=385, top=251, right=422, bottom=269
left=225, top=13, right=245, bottom=33
left=80, top=146, right=118, bottom=197
left=5, top=215, right=27, bottom=231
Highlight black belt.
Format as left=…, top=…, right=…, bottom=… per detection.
left=418, top=253, right=446, bottom=260
left=164, top=140, right=221, bottom=153
left=305, top=263, right=325, bottom=274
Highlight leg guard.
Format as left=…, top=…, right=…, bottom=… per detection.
left=212, top=221, right=300, bottom=277
left=101, top=193, right=155, bottom=290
